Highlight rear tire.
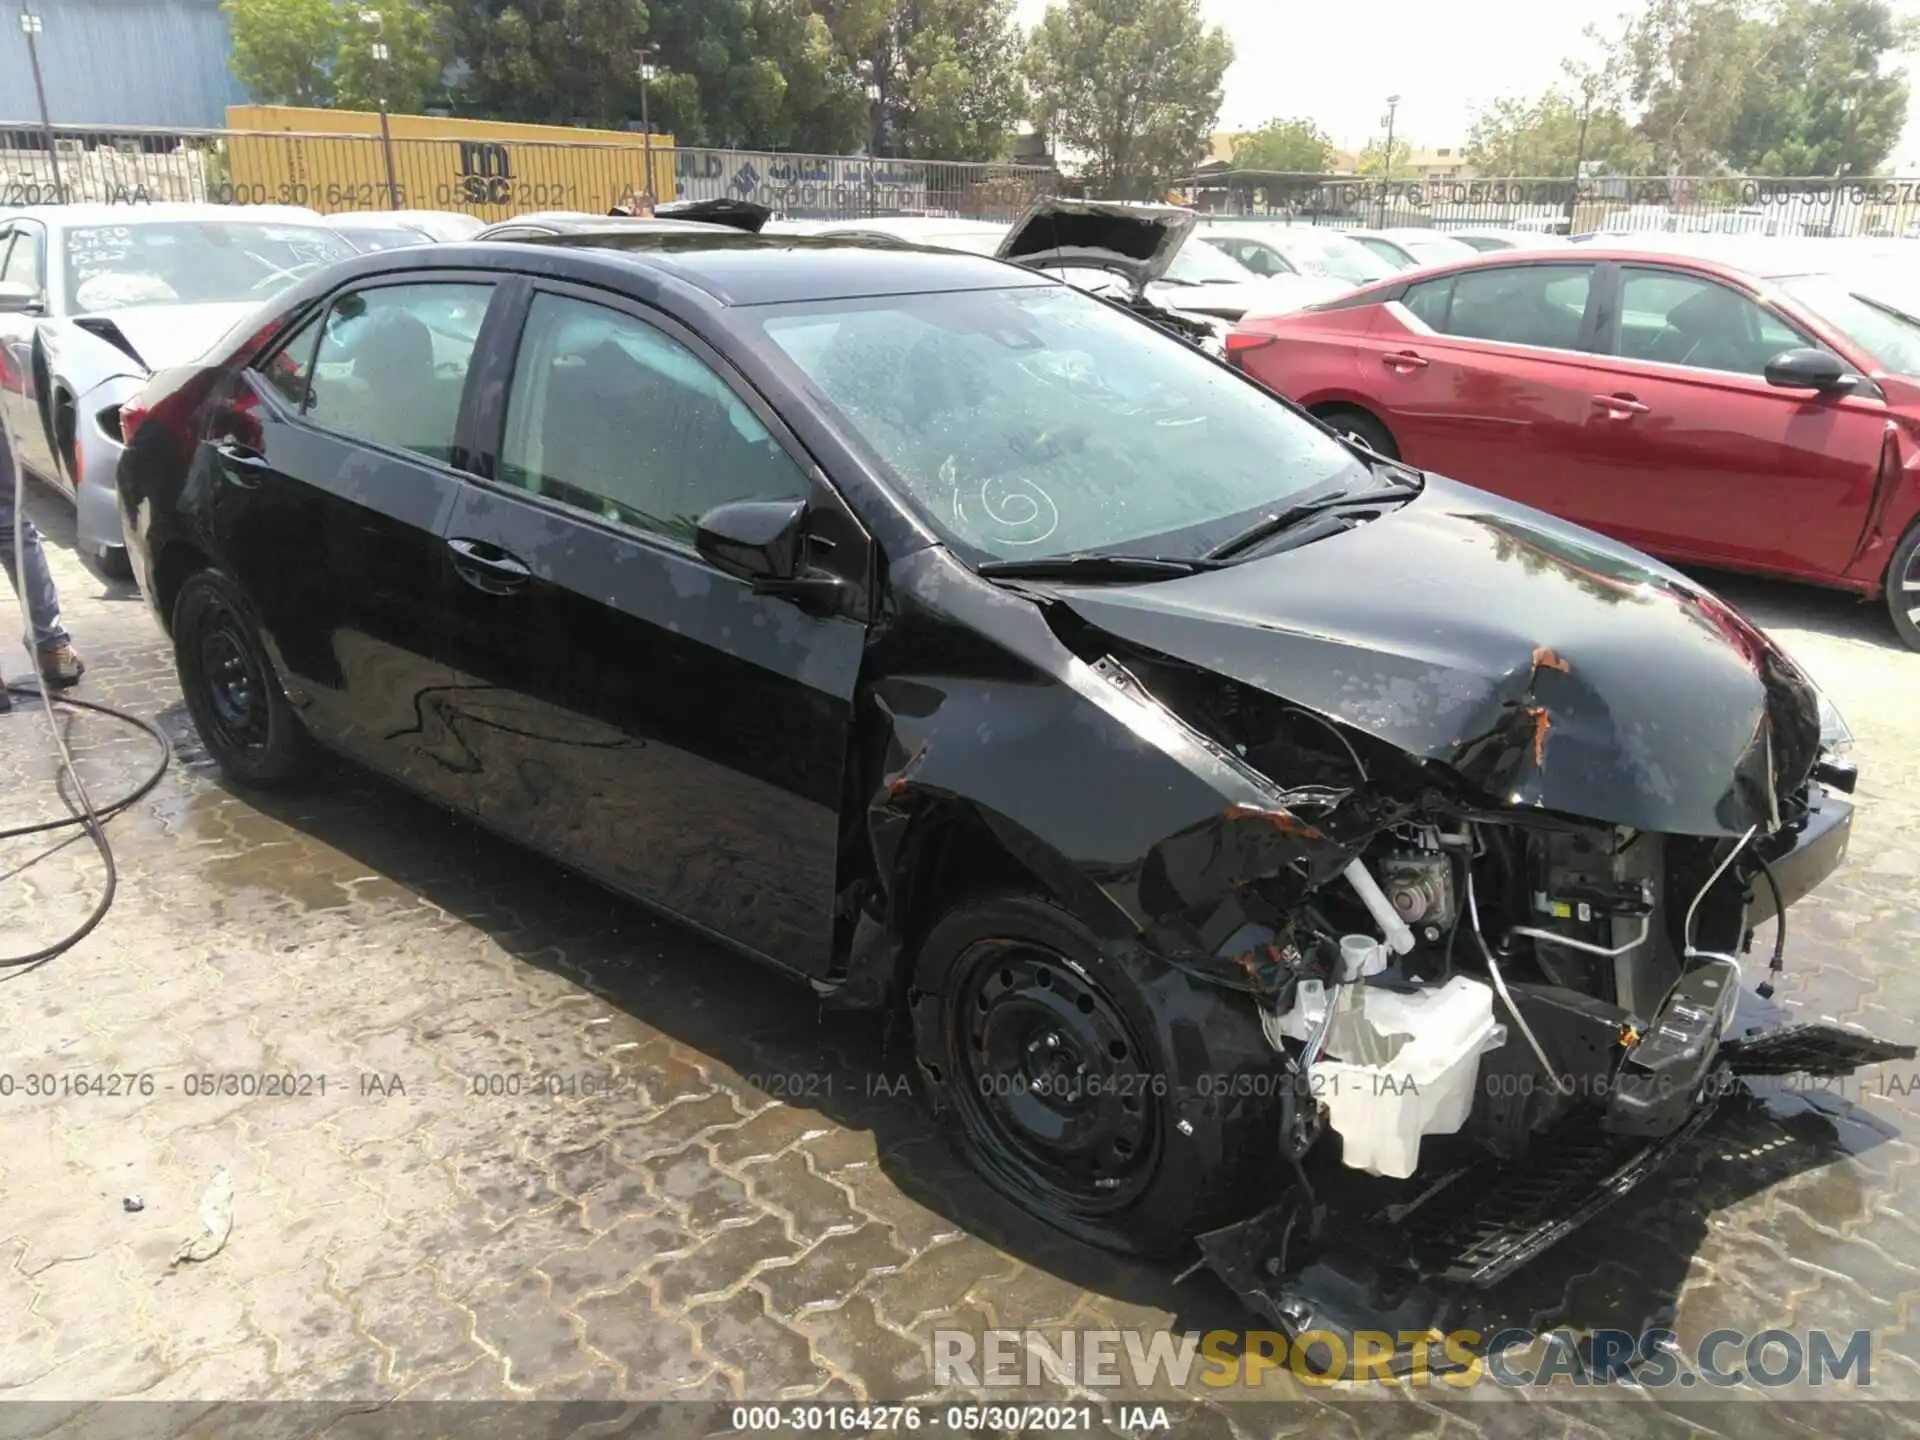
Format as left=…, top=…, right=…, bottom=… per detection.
left=908, top=892, right=1281, bottom=1256
left=1315, top=405, right=1400, bottom=461
left=1888, top=520, right=1920, bottom=652
left=172, top=569, right=313, bottom=787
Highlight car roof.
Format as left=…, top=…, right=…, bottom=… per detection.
left=0, top=202, right=330, bottom=228
left=480, top=212, right=729, bottom=234
left=807, top=216, right=1009, bottom=237
left=444, top=231, right=1051, bottom=306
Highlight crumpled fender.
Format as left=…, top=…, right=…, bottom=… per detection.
left=833, top=549, right=1377, bottom=1004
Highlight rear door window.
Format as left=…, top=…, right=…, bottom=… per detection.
left=302, top=282, right=493, bottom=463
left=1433, top=264, right=1596, bottom=351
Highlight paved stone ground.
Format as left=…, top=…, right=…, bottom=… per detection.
left=2, top=475, right=1918, bottom=1437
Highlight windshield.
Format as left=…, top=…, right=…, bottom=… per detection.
left=756, top=283, right=1359, bottom=564
left=63, top=221, right=356, bottom=314
left=1273, top=229, right=1397, bottom=284
left=1163, top=241, right=1256, bottom=285
left=1776, top=268, right=1920, bottom=376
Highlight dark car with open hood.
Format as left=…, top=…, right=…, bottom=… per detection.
left=115, top=232, right=1909, bottom=1353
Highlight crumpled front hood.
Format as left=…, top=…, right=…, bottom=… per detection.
left=1146, top=274, right=1348, bottom=320
left=1048, top=476, right=1820, bottom=837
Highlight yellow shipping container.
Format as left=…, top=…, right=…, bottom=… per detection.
left=224, top=106, right=676, bottom=221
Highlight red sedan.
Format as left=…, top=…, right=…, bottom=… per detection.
left=1227, top=242, right=1920, bottom=647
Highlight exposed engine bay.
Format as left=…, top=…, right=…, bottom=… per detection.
left=1096, top=645, right=1910, bottom=1355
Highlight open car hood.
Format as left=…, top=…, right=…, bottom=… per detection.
left=1045, top=476, right=1821, bottom=838
left=63, top=302, right=260, bottom=374
left=651, top=198, right=772, bottom=233
left=996, top=197, right=1197, bottom=297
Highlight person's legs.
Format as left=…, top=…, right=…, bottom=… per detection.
left=0, top=427, right=84, bottom=692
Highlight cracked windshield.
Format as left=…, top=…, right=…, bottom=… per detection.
left=762, top=284, right=1356, bottom=561
left=63, top=220, right=358, bottom=313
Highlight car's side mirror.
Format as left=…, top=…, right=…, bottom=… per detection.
left=1764, top=347, right=1855, bottom=393
left=696, top=497, right=848, bottom=611
left=696, top=497, right=808, bottom=580
left=0, top=280, right=46, bottom=315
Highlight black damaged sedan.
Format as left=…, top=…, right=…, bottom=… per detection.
left=117, top=231, right=1908, bottom=1342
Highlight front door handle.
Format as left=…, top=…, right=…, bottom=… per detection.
left=447, top=537, right=533, bottom=593
left=212, top=439, right=269, bottom=486
left=1381, top=351, right=1430, bottom=371
left=1592, top=393, right=1651, bottom=417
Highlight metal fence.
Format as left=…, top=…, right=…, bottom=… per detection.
left=1192, top=175, right=1920, bottom=239
left=0, top=124, right=1055, bottom=223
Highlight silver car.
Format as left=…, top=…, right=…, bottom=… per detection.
left=0, top=203, right=358, bottom=575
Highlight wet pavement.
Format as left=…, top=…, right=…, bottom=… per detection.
left=2, top=474, right=1919, bottom=1436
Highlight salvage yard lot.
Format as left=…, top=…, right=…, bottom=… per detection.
left=3, top=476, right=1919, bottom=1431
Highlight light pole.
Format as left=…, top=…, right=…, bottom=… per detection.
left=1376, top=94, right=1400, bottom=225
left=1566, top=83, right=1595, bottom=233
left=1825, top=93, right=1860, bottom=237
left=864, top=79, right=881, bottom=217
left=637, top=45, right=657, bottom=205
left=360, top=10, right=398, bottom=208
left=18, top=7, right=62, bottom=202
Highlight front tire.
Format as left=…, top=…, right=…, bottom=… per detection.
left=1314, top=405, right=1400, bottom=461
left=908, top=892, right=1281, bottom=1255
left=1887, top=520, right=1920, bottom=651
left=172, top=569, right=313, bottom=786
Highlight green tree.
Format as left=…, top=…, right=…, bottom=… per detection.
left=1230, top=117, right=1333, bottom=172
left=1464, top=92, right=1650, bottom=175
left=449, top=0, right=652, bottom=129
left=643, top=0, right=854, bottom=150
left=1355, top=137, right=1410, bottom=176
left=1611, top=0, right=1914, bottom=173
left=335, top=0, right=453, bottom=115
left=825, top=0, right=1029, bottom=160
left=1024, top=0, right=1233, bottom=198
left=1726, top=0, right=1913, bottom=173
left=224, top=0, right=346, bottom=106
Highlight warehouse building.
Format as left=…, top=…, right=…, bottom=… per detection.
left=3, top=0, right=244, bottom=130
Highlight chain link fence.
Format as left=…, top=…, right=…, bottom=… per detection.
left=0, top=124, right=1054, bottom=222
left=1189, top=175, right=1920, bottom=239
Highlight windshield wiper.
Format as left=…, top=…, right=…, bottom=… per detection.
left=1201, top=477, right=1424, bottom=563
left=1853, top=292, right=1920, bottom=328
left=976, top=553, right=1221, bottom=582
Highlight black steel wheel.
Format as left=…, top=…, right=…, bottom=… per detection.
left=1888, top=520, right=1920, bottom=651
left=909, top=892, right=1282, bottom=1256
left=172, top=569, right=313, bottom=787
left=946, top=938, right=1162, bottom=1216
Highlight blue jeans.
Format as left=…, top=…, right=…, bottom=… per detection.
left=0, top=426, right=71, bottom=654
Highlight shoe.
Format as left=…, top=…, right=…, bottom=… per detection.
left=38, top=644, right=84, bottom=689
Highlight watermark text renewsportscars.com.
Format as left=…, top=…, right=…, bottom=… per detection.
left=932, top=1326, right=1875, bottom=1389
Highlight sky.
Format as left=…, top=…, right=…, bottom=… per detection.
left=1012, top=0, right=1920, bottom=171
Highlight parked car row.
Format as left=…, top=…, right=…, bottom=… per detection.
left=106, top=207, right=1900, bottom=1348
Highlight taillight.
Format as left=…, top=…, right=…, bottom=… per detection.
left=1224, top=331, right=1279, bottom=368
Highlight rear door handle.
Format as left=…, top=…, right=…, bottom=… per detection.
left=211, top=439, right=269, bottom=486
left=447, top=536, right=532, bottom=593
left=1382, top=351, right=1430, bottom=371
left=1592, top=393, right=1651, bottom=417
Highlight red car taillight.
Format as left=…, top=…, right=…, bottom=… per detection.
left=1224, top=331, right=1278, bottom=368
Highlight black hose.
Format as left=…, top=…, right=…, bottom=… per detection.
left=0, top=682, right=173, bottom=974
left=1751, top=852, right=1788, bottom=997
